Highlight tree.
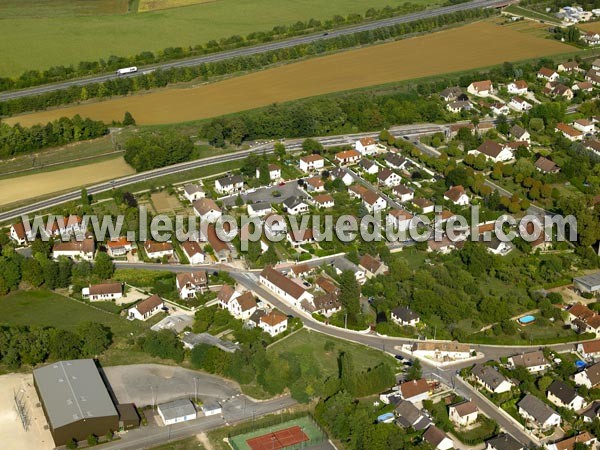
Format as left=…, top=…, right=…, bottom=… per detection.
left=406, top=358, right=422, bottom=381
left=49, top=330, right=82, bottom=360
left=339, top=270, right=360, bottom=322
left=78, top=322, right=112, bottom=357
left=93, top=252, right=114, bottom=280
left=274, top=141, right=286, bottom=159
left=339, top=352, right=357, bottom=394
left=302, top=138, right=323, bottom=154
left=21, top=258, right=44, bottom=287
left=122, top=112, right=136, bottom=127
left=81, top=188, right=90, bottom=206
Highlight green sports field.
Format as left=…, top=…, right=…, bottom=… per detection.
left=0, top=0, right=440, bottom=77
left=228, top=416, right=326, bottom=450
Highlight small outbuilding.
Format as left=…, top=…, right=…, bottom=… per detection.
left=157, top=399, right=197, bottom=426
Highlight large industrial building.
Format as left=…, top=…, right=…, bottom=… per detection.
left=33, top=359, right=120, bottom=446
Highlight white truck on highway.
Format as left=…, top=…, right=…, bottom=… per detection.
left=115, top=66, right=138, bottom=75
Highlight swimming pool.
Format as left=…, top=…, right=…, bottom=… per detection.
left=576, top=360, right=587, bottom=369
left=518, top=315, right=536, bottom=325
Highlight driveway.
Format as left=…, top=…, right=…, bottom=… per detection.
left=221, top=182, right=306, bottom=206
left=102, top=364, right=241, bottom=407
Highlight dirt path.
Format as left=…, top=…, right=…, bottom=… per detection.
left=197, top=432, right=215, bottom=450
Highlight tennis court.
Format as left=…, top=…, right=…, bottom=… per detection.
left=229, top=416, right=326, bottom=450
left=247, top=426, right=308, bottom=450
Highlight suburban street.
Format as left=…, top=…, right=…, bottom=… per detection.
left=0, top=0, right=509, bottom=102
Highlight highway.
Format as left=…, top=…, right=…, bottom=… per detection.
left=0, top=123, right=443, bottom=223
left=0, top=0, right=508, bottom=101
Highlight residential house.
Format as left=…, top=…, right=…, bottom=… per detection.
left=256, top=164, right=281, bottom=182
left=447, top=101, right=472, bottom=113
left=574, top=361, right=600, bottom=388
left=387, top=209, right=414, bottom=235
left=384, top=152, right=407, bottom=170
left=558, top=61, right=579, bottom=72
left=359, top=254, right=388, bottom=278
left=106, top=237, right=134, bottom=257
left=393, top=184, right=415, bottom=202
left=283, top=196, right=309, bottom=215
left=573, top=118, right=595, bottom=134
left=180, top=240, right=205, bottom=264
left=332, top=257, right=366, bottom=284
left=547, top=380, right=586, bottom=410
left=567, top=303, right=600, bottom=336
left=313, top=194, right=334, bottom=209
left=573, top=81, right=594, bottom=92
left=247, top=202, right=272, bottom=217
left=217, top=284, right=238, bottom=310
left=298, top=154, right=324, bottom=173
left=330, top=167, right=354, bottom=186
left=311, top=292, right=342, bottom=317
left=427, top=235, right=461, bottom=254
left=193, top=198, right=222, bottom=223
left=334, top=149, right=361, bottom=165
left=205, top=223, right=233, bottom=263
left=259, top=266, right=314, bottom=308
left=449, top=401, right=478, bottom=427
left=472, top=364, right=514, bottom=394
left=467, top=80, right=494, bottom=97
left=144, top=240, right=173, bottom=260
left=507, top=80, right=528, bottom=95
left=490, top=102, right=509, bottom=116
left=215, top=175, right=243, bottom=195
left=228, top=291, right=257, bottom=320
left=391, top=306, right=420, bottom=327
left=315, top=276, right=339, bottom=295
left=550, top=84, right=574, bottom=100
left=83, top=282, right=123, bottom=302
left=484, top=237, right=513, bottom=256
left=534, top=156, right=560, bottom=174
left=412, top=342, right=471, bottom=361
left=290, top=264, right=312, bottom=278
left=183, top=183, right=205, bottom=202
left=510, top=125, right=531, bottom=143
left=128, top=294, right=164, bottom=321
left=538, top=67, right=559, bottom=82
left=258, top=310, right=288, bottom=336
left=423, top=426, right=454, bottom=450
left=398, top=378, right=431, bottom=403
left=362, top=190, right=387, bottom=213
left=583, top=31, right=600, bottom=45
left=546, top=432, right=596, bottom=450
left=377, top=168, right=402, bottom=187
left=306, top=176, right=325, bottom=192
left=509, top=97, right=532, bottom=112
left=176, top=271, right=207, bottom=299
left=586, top=68, right=600, bottom=86
left=485, top=434, right=524, bottom=450
left=355, top=137, right=378, bottom=155
left=585, top=138, right=600, bottom=155
left=286, top=228, right=314, bottom=248
left=471, top=140, right=513, bottom=162
left=517, top=394, right=561, bottom=430
left=413, top=198, right=434, bottom=214
left=444, top=185, right=469, bottom=206
left=394, top=400, right=432, bottom=430
left=578, top=340, right=600, bottom=359
left=264, top=213, right=287, bottom=237
left=358, top=158, right=379, bottom=174
left=440, top=86, right=464, bottom=102
left=508, top=351, right=550, bottom=373
left=9, top=222, right=28, bottom=245
left=52, top=238, right=95, bottom=261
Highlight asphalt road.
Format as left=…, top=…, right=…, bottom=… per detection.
left=0, top=0, right=508, bottom=102
left=0, top=123, right=442, bottom=224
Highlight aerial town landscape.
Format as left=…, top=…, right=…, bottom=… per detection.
left=5, top=0, right=600, bottom=449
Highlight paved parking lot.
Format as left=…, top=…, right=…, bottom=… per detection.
left=102, top=364, right=241, bottom=407
left=221, top=182, right=306, bottom=207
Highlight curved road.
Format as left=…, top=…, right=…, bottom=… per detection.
left=0, top=0, right=508, bottom=101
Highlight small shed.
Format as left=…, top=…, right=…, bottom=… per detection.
left=157, top=399, right=196, bottom=426
left=201, top=401, right=222, bottom=417
left=117, top=403, right=140, bottom=430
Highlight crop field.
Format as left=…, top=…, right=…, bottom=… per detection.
left=6, top=20, right=573, bottom=127
left=0, top=0, right=130, bottom=18
left=0, top=156, right=134, bottom=206
left=580, top=21, right=600, bottom=32
left=0, top=0, right=435, bottom=76
left=138, top=0, right=214, bottom=13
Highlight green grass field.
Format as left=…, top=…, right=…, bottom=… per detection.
left=0, top=0, right=440, bottom=76
left=147, top=436, right=205, bottom=450
left=268, top=329, right=397, bottom=376
left=229, top=416, right=325, bottom=450
left=0, top=290, right=143, bottom=337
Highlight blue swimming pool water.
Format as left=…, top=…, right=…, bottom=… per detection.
left=576, top=360, right=587, bottom=369
left=518, top=315, right=536, bottom=324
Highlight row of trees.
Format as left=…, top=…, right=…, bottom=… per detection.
left=0, top=8, right=495, bottom=117
left=0, top=2, right=450, bottom=92
left=0, top=322, right=112, bottom=369
left=0, top=115, right=108, bottom=158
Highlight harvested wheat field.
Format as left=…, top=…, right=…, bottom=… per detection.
left=0, top=157, right=134, bottom=206
left=579, top=22, right=600, bottom=32
left=6, top=20, right=572, bottom=127
left=138, top=0, right=215, bottom=12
